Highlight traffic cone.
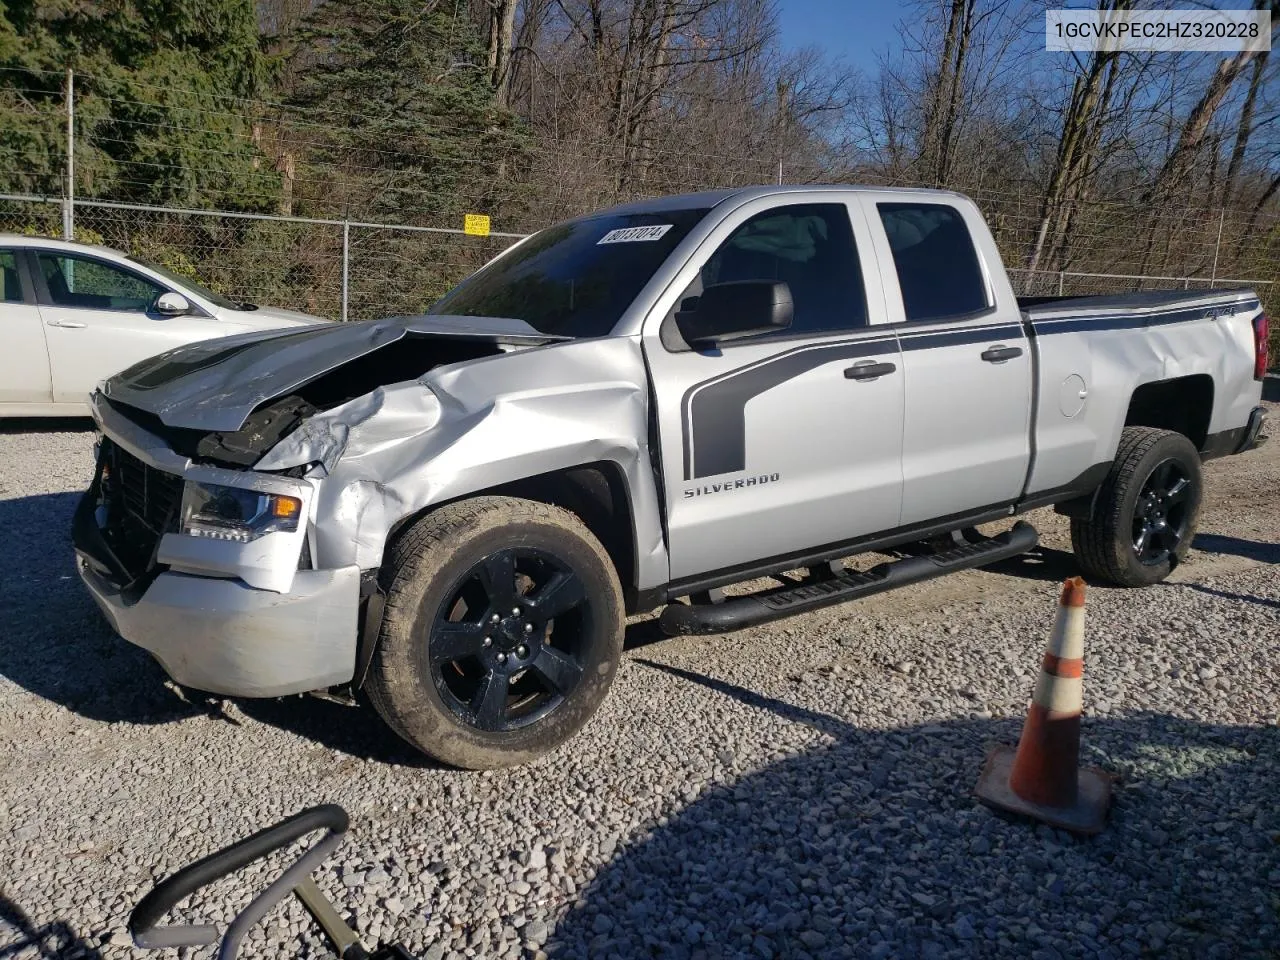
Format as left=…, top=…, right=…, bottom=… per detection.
left=974, top=577, right=1112, bottom=835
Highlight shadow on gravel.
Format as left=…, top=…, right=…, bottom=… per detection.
left=1178, top=582, right=1280, bottom=611
left=1191, top=533, right=1280, bottom=564
left=231, top=617, right=678, bottom=764
left=985, top=545, right=1082, bottom=583
left=544, top=661, right=1279, bottom=960
left=0, top=492, right=195, bottom=725
left=0, top=417, right=94, bottom=435
left=988, top=534, right=1279, bottom=587
left=0, top=891, right=102, bottom=959
left=236, top=696, right=437, bottom=767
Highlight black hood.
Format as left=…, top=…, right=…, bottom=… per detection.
left=101, top=315, right=562, bottom=433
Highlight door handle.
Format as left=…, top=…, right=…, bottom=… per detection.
left=46, top=319, right=87, bottom=329
left=980, top=344, right=1022, bottom=363
left=844, top=360, right=897, bottom=381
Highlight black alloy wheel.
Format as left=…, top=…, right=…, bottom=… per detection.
left=1131, top=458, right=1193, bottom=566
left=1069, top=426, right=1203, bottom=588
left=428, top=547, right=591, bottom=733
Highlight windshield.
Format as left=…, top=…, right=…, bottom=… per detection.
left=429, top=208, right=711, bottom=337
left=128, top=256, right=246, bottom=311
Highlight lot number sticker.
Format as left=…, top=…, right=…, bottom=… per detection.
left=597, top=224, right=674, bottom=244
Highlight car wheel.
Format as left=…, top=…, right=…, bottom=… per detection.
left=1070, top=426, right=1203, bottom=587
left=366, top=496, right=624, bottom=769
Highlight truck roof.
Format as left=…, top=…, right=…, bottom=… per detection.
left=602, top=183, right=972, bottom=217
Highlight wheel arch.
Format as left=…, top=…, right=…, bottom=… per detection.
left=354, top=461, right=647, bottom=691
left=1123, top=374, right=1215, bottom=450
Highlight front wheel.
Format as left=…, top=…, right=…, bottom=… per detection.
left=1070, top=426, right=1203, bottom=587
left=366, top=496, right=624, bottom=769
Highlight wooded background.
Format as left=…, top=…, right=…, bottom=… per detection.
left=0, top=0, right=1277, bottom=335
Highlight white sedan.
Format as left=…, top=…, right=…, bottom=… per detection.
left=0, top=234, right=329, bottom=417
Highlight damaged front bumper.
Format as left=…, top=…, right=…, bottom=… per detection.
left=77, top=559, right=361, bottom=698
left=75, top=393, right=362, bottom=698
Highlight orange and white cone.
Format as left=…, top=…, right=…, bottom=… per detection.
left=974, top=576, right=1112, bottom=835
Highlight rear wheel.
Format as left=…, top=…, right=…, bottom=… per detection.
left=1070, top=426, right=1203, bottom=587
left=366, top=497, right=624, bottom=769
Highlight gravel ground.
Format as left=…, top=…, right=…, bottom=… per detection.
left=0, top=407, right=1277, bottom=960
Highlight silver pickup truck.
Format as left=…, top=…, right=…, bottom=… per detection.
left=74, top=186, right=1270, bottom=768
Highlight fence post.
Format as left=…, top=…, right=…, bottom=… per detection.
left=341, top=220, right=349, bottom=322
left=1210, top=209, right=1224, bottom=285
left=1057, top=271, right=1064, bottom=296
left=63, top=68, right=74, bottom=240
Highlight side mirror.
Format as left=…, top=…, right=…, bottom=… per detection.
left=155, top=292, right=192, bottom=316
left=675, top=280, right=793, bottom=348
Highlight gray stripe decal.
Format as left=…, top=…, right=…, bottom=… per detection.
left=899, top=323, right=1024, bottom=351
left=1031, top=298, right=1260, bottom=336
left=678, top=297, right=1259, bottom=482
left=681, top=335, right=895, bottom=480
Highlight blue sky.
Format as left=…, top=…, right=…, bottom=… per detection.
left=776, top=0, right=904, bottom=71
left=775, top=0, right=1268, bottom=72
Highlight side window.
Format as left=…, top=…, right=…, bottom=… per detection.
left=686, top=203, right=867, bottom=337
left=877, top=203, right=989, bottom=322
left=0, top=251, right=23, bottom=303
left=37, top=252, right=164, bottom=312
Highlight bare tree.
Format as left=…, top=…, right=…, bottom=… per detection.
left=486, top=0, right=520, bottom=108
left=1223, top=51, right=1269, bottom=204
left=1023, top=38, right=1125, bottom=279
left=1143, top=1, right=1278, bottom=203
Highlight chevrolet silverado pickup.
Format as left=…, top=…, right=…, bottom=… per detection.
left=73, top=185, right=1270, bottom=768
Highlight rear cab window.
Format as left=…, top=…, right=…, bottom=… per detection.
left=877, top=202, right=990, bottom=323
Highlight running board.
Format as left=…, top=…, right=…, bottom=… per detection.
left=659, top=521, right=1039, bottom=636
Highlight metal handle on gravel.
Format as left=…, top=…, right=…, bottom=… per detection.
left=128, top=804, right=349, bottom=954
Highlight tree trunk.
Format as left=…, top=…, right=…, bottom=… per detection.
left=1024, top=42, right=1119, bottom=282
left=934, top=0, right=974, bottom=187
left=633, top=0, right=678, bottom=182
left=1144, top=10, right=1275, bottom=203
left=1224, top=51, right=1268, bottom=204
left=1245, top=171, right=1280, bottom=237
left=276, top=152, right=295, bottom=216
left=920, top=0, right=966, bottom=185
left=487, top=0, right=519, bottom=109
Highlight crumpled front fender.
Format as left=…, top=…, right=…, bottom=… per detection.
left=266, top=338, right=669, bottom=591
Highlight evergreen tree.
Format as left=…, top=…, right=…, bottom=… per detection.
left=283, top=0, right=528, bottom=223
left=0, top=0, right=279, bottom=209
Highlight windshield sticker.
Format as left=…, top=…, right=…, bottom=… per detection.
left=597, top=225, right=674, bottom=244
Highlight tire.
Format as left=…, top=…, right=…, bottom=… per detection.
left=1070, top=426, right=1203, bottom=587
left=366, top=496, right=624, bottom=769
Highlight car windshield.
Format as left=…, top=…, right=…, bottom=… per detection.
left=128, top=256, right=246, bottom=311
left=429, top=208, right=711, bottom=337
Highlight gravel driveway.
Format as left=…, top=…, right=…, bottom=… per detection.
left=1, top=409, right=1277, bottom=960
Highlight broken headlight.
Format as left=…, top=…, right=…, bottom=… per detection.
left=180, top=481, right=302, bottom=543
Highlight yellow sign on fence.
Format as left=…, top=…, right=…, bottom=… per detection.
left=464, top=213, right=491, bottom=237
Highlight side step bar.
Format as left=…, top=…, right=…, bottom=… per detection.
left=660, top=521, right=1039, bottom=636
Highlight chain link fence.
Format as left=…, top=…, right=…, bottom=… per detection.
left=0, top=194, right=520, bottom=321
left=1006, top=268, right=1271, bottom=299
left=1, top=192, right=1273, bottom=324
